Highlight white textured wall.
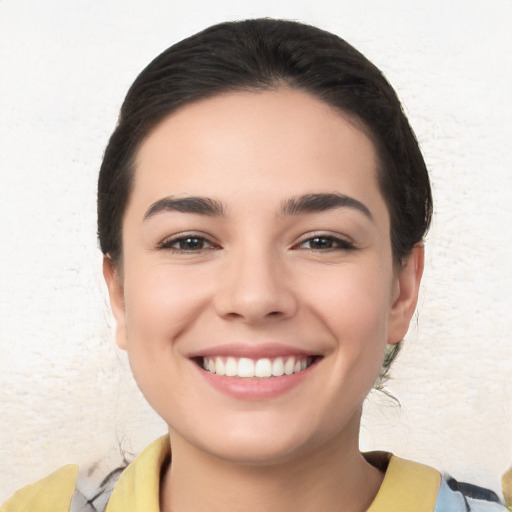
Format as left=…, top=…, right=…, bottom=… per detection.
left=1, top=0, right=511, bottom=503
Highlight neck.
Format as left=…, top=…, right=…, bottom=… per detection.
left=160, top=419, right=383, bottom=512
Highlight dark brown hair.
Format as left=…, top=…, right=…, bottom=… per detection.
left=98, top=18, right=432, bottom=268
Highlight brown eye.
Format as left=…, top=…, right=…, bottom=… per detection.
left=175, top=237, right=206, bottom=250
left=304, top=237, right=335, bottom=249
left=299, top=236, right=355, bottom=251
left=160, top=235, right=217, bottom=252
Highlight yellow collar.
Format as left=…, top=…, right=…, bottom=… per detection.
left=105, top=435, right=170, bottom=512
left=365, top=451, right=441, bottom=512
left=1, top=465, right=79, bottom=512
left=1, top=435, right=441, bottom=512
left=105, top=436, right=440, bottom=512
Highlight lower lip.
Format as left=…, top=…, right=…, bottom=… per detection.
left=195, top=361, right=317, bottom=400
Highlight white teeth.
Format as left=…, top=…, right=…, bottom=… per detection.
left=284, top=357, right=295, bottom=375
left=215, top=357, right=225, bottom=376
left=238, top=358, right=255, bottom=377
left=225, top=357, right=237, bottom=377
left=255, top=358, right=272, bottom=378
left=201, top=356, right=313, bottom=378
left=271, top=358, right=284, bottom=376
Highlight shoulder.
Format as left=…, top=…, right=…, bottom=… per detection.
left=366, top=452, right=442, bottom=512
left=365, top=452, right=508, bottom=512
left=435, top=476, right=508, bottom=512
left=1, top=436, right=169, bottom=512
left=1, top=465, right=79, bottom=512
left=1, top=462, right=122, bottom=512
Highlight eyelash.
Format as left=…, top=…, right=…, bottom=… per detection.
left=294, top=234, right=356, bottom=252
left=158, top=233, right=219, bottom=253
left=158, top=233, right=356, bottom=253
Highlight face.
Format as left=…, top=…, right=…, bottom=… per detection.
left=105, top=89, right=422, bottom=465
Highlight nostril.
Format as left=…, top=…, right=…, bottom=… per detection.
left=226, top=311, right=244, bottom=319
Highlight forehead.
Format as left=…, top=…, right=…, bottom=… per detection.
left=130, top=89, right=387, bottom=221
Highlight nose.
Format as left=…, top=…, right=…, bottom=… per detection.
left=214, top=246, right=298, bottom=325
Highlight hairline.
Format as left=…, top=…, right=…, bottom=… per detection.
left=109, top=84, right=399, bottom=269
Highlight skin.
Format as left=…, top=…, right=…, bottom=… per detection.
left=104, top=89, right=423, bottom=512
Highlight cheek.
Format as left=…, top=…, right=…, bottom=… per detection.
left=308, top=260, right=392, bottom=330
left=119, top=267, right=203, bottom=411
left=305, top=263, right=392, bottom=378
left=120, top=262, right=220, bottom=395
left=123, top=263, right=208, bottom=339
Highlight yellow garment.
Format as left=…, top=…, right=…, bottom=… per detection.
left=502, top=466, right=512, bottom=511
left=104, top=435, right=170, bottom=512
left=2, top=436, right=441, bottom=512
left=365, top=452, right=440, bottom=512
left=1, top=465, right=78, bottom=512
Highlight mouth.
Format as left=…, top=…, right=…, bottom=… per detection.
left=195, top=355, right=319, bottom=379
left=190, top=345, right=322, bottom=399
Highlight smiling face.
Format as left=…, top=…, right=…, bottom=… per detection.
left=104, top=89, right=422, bottom=465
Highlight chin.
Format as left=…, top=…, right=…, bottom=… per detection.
left=203, top=436, right=311, bottom=467
left=180, top=415, right=336, bottom=467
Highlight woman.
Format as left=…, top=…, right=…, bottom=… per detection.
left=2, top=18, right=507, bottom=512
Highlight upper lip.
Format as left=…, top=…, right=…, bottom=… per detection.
left=188, top=343, right=318, bottom=359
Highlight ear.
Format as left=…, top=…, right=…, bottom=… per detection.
left=102, top=256, right=128, bottom=350
left=387, top=244, right=424, bottom=345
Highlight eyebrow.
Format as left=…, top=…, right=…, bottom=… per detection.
left=143, top=196, right=225, bottom=220
left=280, top=193, right=373, bottom=220
left=143, top=192, right=372, bottom=222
